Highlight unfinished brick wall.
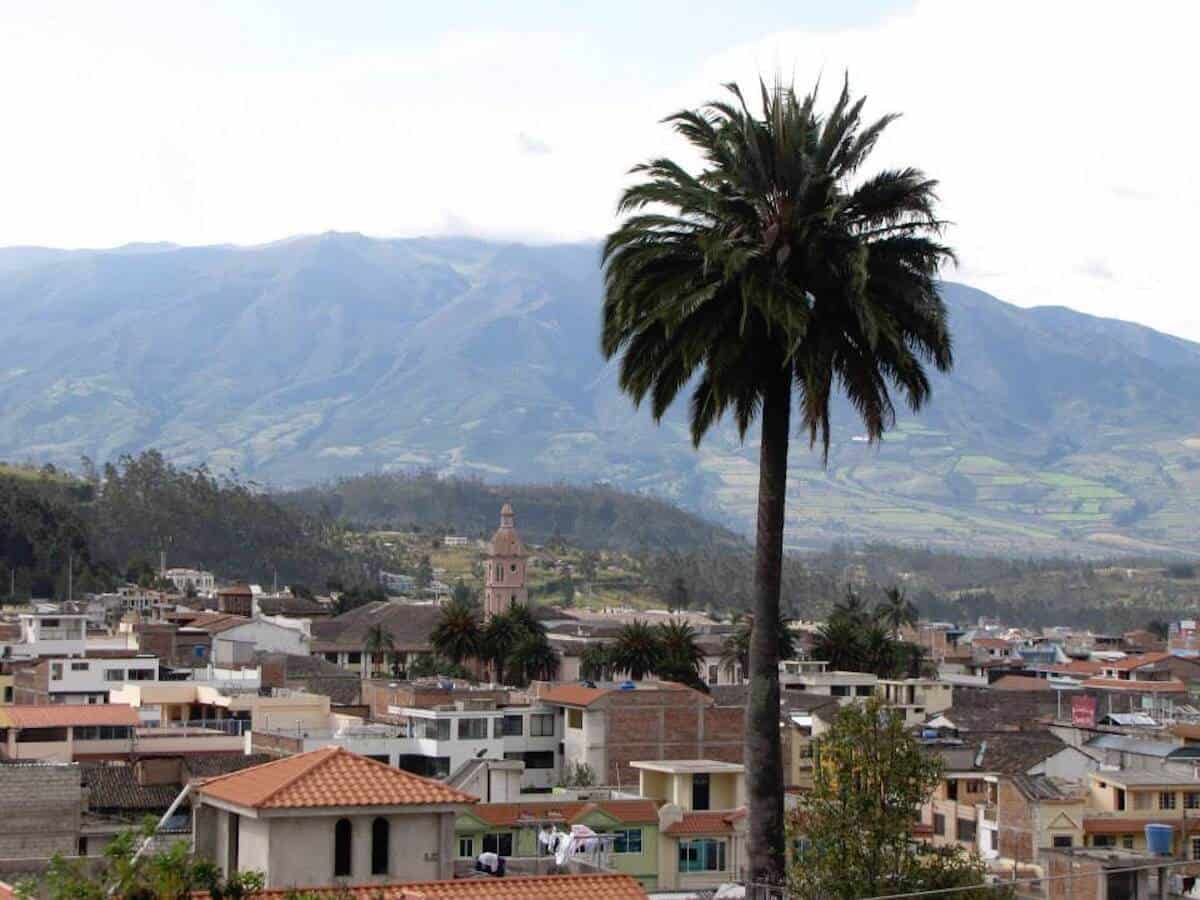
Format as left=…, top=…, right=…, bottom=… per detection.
left=0, top=764, right=82, bottom=859
left=1044, top=853, right=1103, bottom=900
left=996, top=779, right=1035, bottom=863
left=600, top=689, right=745, bottom=786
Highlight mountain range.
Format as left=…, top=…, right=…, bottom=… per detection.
left=4, top=232, right=1200, bottom=557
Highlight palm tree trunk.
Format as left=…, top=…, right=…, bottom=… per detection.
left=746, top=371, right=790, bottom=886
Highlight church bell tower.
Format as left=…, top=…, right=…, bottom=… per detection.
left=484, top=503, right=528, bottom=619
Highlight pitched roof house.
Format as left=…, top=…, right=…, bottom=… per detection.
left=192, top=747, right=476, bottom=888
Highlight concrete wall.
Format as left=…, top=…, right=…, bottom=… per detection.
left=0, top=764, right=81, bottom=860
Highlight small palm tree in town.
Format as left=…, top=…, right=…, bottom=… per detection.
left=610, top=619, right=661, bottom=680
left=603, top=76, right=953, bottom=882
left=362, top=624, right=394, bottom=678
left=655, top=619, right=706, bottom=687
left=722, top=611, right=797, bottom=681
left=579, top=642, right=616, bottom=681
left=833, top=585, right=871, bottom=626
left=877, top=585, right=917, bottom=637
left=430, top=599, right=482, bottom=666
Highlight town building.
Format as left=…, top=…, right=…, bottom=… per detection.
left=191, top=747, right=478, bottom=888
left=875, top=677, right=954, bottom=727
left=216, top=584, right=255, bottom=617
left=313, top=602, right=443, bottom=679
left=164, top=568, right=216, bottom=597
left=537, top=681, right=744, bottom=788
left=633, top=760, right=747, bottom=891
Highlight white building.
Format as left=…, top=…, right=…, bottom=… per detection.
left=164, top=568, right=215, bottom=596
left=211, top=615, right=311, bottom=665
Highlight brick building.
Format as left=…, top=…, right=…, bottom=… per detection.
left=0, top=762, right=83, bottom=861
left=537, top=681, right=744, bottom=787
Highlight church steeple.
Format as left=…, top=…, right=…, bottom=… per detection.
left=484, top=502, right=528, bottom=619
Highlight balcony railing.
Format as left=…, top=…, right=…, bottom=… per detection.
left=139, top=719, right=250, bottom=736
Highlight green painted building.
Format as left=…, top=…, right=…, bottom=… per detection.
left=454, top=798, right=661, bottom=889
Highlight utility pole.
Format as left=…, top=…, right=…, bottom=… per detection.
left=67, top=551, right=73, bottom=603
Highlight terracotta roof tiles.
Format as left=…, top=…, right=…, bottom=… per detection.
left=1082, top=677, right=1188, bottom=693
left=1106, top=651, right=1174, bottom=671
left=196, top=747, right=477, bottom=809
left=0, top=704, right=140, bottom=728
left=202, top=874, right=646, bottom=899
left=662, top=809, right=746, bottom=835
left=538, top=684, right=612, bottom=707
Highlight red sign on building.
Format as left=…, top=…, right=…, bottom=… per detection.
left=1072, top=694, right=1097, bottom=728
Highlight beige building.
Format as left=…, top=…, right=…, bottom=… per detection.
left=875, top=678, right=954, bottom=726
left=192, top=746, right=477, bottom=889
left=111, top=682, right=329, bottom=733
left=632, top=760, right=747, bottom=891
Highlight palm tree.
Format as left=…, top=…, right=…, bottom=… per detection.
left=721, top=611, right=796, bottom=681
left=602, top=76, right=952, bottom=883
left=811, top=616, right=863, bottom=672
left=833, top=585, right=871, bottom=626
left=579, top=642, right=615, bottom=681
left=657, top=619, right=705, bottom=675
left=506, top=632, right=560, bottom=686
left=481, top=611, right=519, bottom=685
left=860, top=622, right=899, bottom=677
left=877, top=585, right=917, bottom=637
left=430, top=599, right=482, bottom=665
left=363, top=624, right=395, bottom=679
left=609, top=620, right=661, bottom=680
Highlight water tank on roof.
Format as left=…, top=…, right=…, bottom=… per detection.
left=1145, top=823, right=1174, bottom=855
left=618, top=680, right=636, bottom=691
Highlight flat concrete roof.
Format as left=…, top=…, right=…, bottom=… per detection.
left=630, top=760, right=745, bottom=775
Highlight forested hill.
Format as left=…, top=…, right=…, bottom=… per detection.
left=276, top=472, right=745, bottom=553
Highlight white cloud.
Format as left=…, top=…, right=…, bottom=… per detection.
left=1, top=1, right=1198, bottom=338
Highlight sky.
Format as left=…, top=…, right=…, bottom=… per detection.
left=2, top=0, right=1199, bottom=338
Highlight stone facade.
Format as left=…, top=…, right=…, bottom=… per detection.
left=0, top=763, right=82, bottom=860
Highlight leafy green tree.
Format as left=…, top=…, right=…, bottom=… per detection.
left=22, top=819, right=264, bottom=900
left=878, top=585, right=918, bottom=636
left=655, top=619, right=706, bottom=689
left=431, top=599, right=482, bottom=665
left=791, top=698, right=999, bottom=900
left=560, top=576, right=576, bottom=607
left=407, top=653, right=473, bottom=680
left=415, top=554, right=434, bottom=589
left=666, top=575, right=690, bottom=611
left=610, top=619, right=661, bottom=680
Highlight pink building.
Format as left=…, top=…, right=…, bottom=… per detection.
left=484, top=504, right=528, bottom=619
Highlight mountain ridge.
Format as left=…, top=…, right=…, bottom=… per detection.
left=4, top=233, right=1200, bottom=557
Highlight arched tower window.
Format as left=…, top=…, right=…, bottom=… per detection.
left=334, top=818, right=352, bottom=877
left=371, top=817, right=390, bottom=875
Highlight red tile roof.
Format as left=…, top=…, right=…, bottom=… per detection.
left=0, top=704, right=140, bottom=729
left=1106, top=652, right=1173, bottom=671
left=468, top=799, right=658, bottom=828
left=662, top=809, right=746, bottom=835
left=196, top=747, right=477, bottom=809
left=1042, top=660, right=1105, bottom=676
left=972, top=638, right=1013, bottom=649
left=1082, top=677, right=1188, bottom=693
left=538, top=685, right=613, bottom=707
left=200, top=874, right=646, bottom=899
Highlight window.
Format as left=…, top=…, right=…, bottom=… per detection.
left=1052, top=835, right=1073, bottom=848
left=1092, top=835, right=1116, bottom=848
left=324, top=652, right=339, bottom=663
left=482, top=833, right=514, bottom=856
left=193, top=645, right=206, bottom=658
left=708, top=664, right=719, bottom=684
left=692, top=773, right=711, bottom=811
left=965, top=780, right=984, bottom=794
left=1186, top=792, right=1200, bottom=810
left=508, top=750, right=555, bottom=769
left=458, top=837, right=475, bottom=859
left=334, top=818, right=353, bottom=877
left=74, top=725, right=131, bottom=741
left=1122, top=835, right=1135, bottom=850
left=957, top=818, right=976, bottom=844
left=609, top=828, right=643, bottom=854
left=371, top=818, right=389, bottom=875
left=416, top=718, right=451, bottom=741
left=567, top=709, right=583, bottom=730
left=501, top=715, right=523, bottom=737
left=792, top=837, right=811, bottom=859
left=70, top=662, right=89, bottom=672
left=855, top=685, right=873, bottom=697
left=127, top=668, right=154, bottom=681
left=457, top=718, right=488, bottom=740
left=348, top=652, right=361, bottom=665
left=51, top=663, right=63, bottom=681
left=831, top=685, right=850, bottom=697
left=1161, top=791, right=1177, bottom=810
left=1192, top=838, right=1200, bottom=860
left=933, top=814, right=945, bottom=836
left=530, top=714, right=555, bottom=737
left=103, top=669, right=126, bottom=682
left=678, top=838, right=727, bottom=873
left=510, top=564, right=517, bottom=572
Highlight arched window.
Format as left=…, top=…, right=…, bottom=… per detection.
left=334, top=818, right=352, bottom=878
left=371, top=817, right=390, bottom=875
